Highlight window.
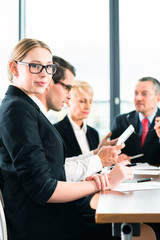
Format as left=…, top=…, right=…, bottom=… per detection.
left=120, top=0, right=160, bottom=113
left=26, top=0, right=110, bottom=138
left=0, top=0, right=19, bottom=100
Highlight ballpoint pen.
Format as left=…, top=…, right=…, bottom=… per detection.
left=137, top=178, right=153, bottom=183
left=130, top=153, right=144, bottom=160
left=126, top=163, right=137, bottom=167
left=109, top=162, right=137, bottom=170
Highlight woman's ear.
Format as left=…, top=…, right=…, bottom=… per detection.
left=66, top=99, right=70, bottom=107
left=46, top=78, right=53, bottom=90
left=9, top=61, right=19, bottom=76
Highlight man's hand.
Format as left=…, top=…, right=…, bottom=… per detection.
left=94, top=131, right=118, bottom=155
left=117, top=153, right=131, bottom=163
left=154, top=117, right=160, bottom=138
left=98, top=143, right=125, bottom=167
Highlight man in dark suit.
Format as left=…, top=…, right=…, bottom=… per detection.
left=35, top=55, right=126, bottom=182
left=111, top=77, right=160, bottom=164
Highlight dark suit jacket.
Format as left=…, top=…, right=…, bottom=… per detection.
left=54, top=115, right=100, bottom=157
left=111, top=109, right=160, bottom=164
left=0, top=86, right=89, bottom=240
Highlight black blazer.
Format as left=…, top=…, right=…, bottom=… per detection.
left=54, top=115, right=100, bottom=157
left=0, top=86, right=89, bottom=240
left=111, top=109, right=160, bottom=164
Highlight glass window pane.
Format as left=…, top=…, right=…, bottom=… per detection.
left=26, top=0, right=110, bottom=137
left=120, top=0, right=160, bottom=113
left=0, top=0, right=19, bottom=100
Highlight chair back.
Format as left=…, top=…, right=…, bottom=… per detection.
left=0, top=198, right=7, bottom=240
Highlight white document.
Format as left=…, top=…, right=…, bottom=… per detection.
left=133, top=170, right=160, bottom=175
left=101, top=163, right=160, bottom=175
left=113, top=181, right=160, bottom=192
left=132, top=163, right=160, bottom=175
left=132, top=162, right=160, bottom=170
left=117, top=125, right=135, bottom=145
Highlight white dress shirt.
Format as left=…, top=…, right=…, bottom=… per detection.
left=68, top=115, right=90, bottom=154
left=32, top=96, right=47, bottom=116
left=33, top=97, right=103, bottom=181
left=139, top=108, right=157, bottom=134
left=65, top=151, right=102, bottom=182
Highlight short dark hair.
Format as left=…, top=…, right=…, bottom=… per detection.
left=138, top=76, right=160, bottom=95
left=52, top=56, right=76, bottom=83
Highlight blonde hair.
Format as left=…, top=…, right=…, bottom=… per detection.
left=71, top=80, right=94, bottom=97
left=8, top=38, right=52, bottom=83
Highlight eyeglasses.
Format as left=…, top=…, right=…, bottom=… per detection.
left=55, top=80, right=72, bottom=94
left=15, top=61, right=57, bottom=75
left=126, top=112, right=157, bottom=135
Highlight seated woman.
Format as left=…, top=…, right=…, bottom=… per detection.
left=54, top=80, right=99, bottom=157
left=0, top=38, right=133, bottom=240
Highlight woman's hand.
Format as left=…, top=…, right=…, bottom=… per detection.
left=85, top=172, right=109, bottom=191
left=108, top=160, right=134, bottom=189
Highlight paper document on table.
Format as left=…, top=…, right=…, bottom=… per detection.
left=102, top=163, right=160, bottom=175
left=113, top=181, right=160, bottom=192
left=132, top=163, right=160, bottom=170
left=133, top=170, right=160, bottom=175
left=132, top=163, right=160, bottom=175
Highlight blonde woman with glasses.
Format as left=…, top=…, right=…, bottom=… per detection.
left=0, top=39, right=133, bottom=240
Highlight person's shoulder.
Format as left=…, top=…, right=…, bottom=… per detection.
left=87, top=125, right=99, bottom=135
left=115, top=110, right=136, bottom=121
left=1, top=94, right=36, bottom=114
left=54, top=115, right=68, bottom=128
left=157, top=108, right=160, bottom=114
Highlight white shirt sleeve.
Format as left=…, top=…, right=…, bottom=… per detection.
left=65, top=151, right=103, bottom=182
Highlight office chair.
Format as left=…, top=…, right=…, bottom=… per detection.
left=133, top=224, right=156, bottom=240
left=0, top=198, right=8, bottom=240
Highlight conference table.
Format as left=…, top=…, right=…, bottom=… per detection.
left=90, top=170, right=160, bottom=238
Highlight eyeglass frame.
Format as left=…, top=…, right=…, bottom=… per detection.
left=54, top=79, right=72, bottom=93
left=15, top=61, right=57, bottom=75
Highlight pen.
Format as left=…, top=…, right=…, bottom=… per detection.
left=130, top=153, right=144, bottom=160
left=126, top=163, right=137, bottom=167
left=137, top=178, right=153, bottom=183
left=109, top=163, right=137, bottom=170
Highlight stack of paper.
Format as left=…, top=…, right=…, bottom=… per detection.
left=132, top=163, right=160, bottom=175
left=113, top=181, right=160, bottom=192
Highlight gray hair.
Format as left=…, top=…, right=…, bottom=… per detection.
left=138, top=77, right=160, bottom=95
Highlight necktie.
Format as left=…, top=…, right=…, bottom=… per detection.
left=141, top=118, right=149, bottom=148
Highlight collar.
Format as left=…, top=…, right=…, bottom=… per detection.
left=6, top=85, right=40, bottom=111
left=68, top=114, right=87, bottom=133
left=139, top=107, right=158, bottom=123
left=33, top=96, right=47, bottom=116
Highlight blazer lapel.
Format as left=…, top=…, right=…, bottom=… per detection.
left=63, top=116, right=82, bottom=154
left=128, top=111, right=141, bottom=152
left=86, top=127, right=93, bottom=150
left=142, top=108, right=160, bottom=151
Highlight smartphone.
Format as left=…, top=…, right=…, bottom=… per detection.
left=117, top=124, right=135, bottom=145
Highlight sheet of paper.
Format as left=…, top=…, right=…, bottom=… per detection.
left=132, top=163, right=160, bottom=175
left=133, top=170, right=160, bottom=175
left=132, top=163, right=160, bottom=170
left=102, top=163, right=160, bottom=175
left=113, top=181, right=160, bottom=192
